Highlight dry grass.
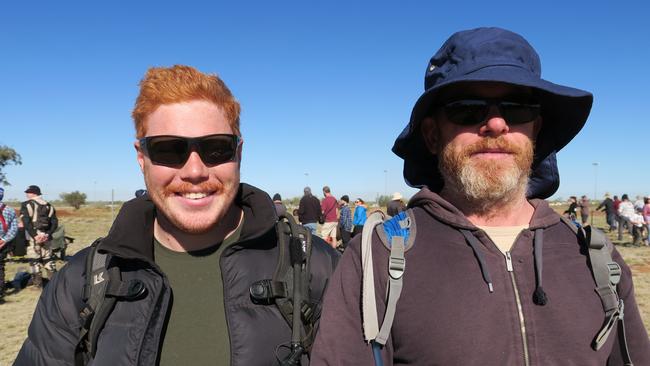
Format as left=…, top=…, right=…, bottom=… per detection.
left=1, top=203, right=649, bottom=364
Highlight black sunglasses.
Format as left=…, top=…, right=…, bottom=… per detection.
left=139, top=134, right=240, bottom=167
left=439, top=99, right=541, bottom=126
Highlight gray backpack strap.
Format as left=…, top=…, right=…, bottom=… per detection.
left=560, top=218, right=632, bottom=364
left=362, top=210, right=412, bottom=348
left=375, top=235, right=405, bottom=345
left=361, top=211, right=385, bottom=342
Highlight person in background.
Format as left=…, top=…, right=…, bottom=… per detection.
left=320, top=186, right=338, bottom=248
left=578, top=195, right=590, bottom=226
left=0, top=187, right=19, bottom=304
left=618, top=194, right=635, bottom=241
left=563, top=196, right=578, bottom=221
left=20, top=185, right=58, bottom=288
left=386, top=192, right=406, bottom=217
left=298, top=186, right=321, bottom=236
left=629, top=207, right=645, bottom=246
left=352, top=198, right=367, bottom=238
left=272, top=193, right=286, bottom=217
left=338, top=195, right=353, bottom=250
left=596, top=193, right=616, bottom=232
left=613, top=194, right=621, bottom=230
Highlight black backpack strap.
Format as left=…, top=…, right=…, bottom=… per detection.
left=249, top=213, right=315, bottom=365
left=560, top=217, right=632, bottom=364
left=74, top=240, right=147, bottom=366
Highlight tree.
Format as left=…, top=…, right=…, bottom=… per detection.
left=0, top=145, right=22, bottom=185
left=376, top=195, right=391, bottom=208
left=60, top=191, right=87, bottom=209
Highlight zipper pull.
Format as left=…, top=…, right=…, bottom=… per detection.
left=505, top=251, right=514, bottom=272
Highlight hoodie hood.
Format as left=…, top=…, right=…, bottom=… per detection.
left=408, top=187, right=561, bottom=230
left=99, top=183, right=277, bottom=262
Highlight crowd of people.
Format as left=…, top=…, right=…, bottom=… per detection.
left=273, top=187, right=407, bottom=252
left=4, top=27, right=650, bottom=365
left=564, top=193, right=650, bottom=246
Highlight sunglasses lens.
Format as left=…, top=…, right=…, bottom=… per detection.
left=444, top=100, right=489, bottom=125
left=146, top=137, right=189, bottom=166
left=198, top=135, right=238, bottom=165
left=500, top=102, right=540, bottom=125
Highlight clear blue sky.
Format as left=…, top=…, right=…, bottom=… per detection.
left=1, top=1, right=649, bottom=203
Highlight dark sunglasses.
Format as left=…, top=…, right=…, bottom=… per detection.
left=439, top=99, right=541, bottom=126
left=139, top=134, right=240, bottom=167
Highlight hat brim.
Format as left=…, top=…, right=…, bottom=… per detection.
left=393, top=64, right=592, bottom=198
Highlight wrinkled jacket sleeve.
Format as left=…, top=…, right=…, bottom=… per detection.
left=14, top=248, right=89, bottom=366
left=311, top=234, right=390, bottom=365
left=608, top=247, right=650, bottom=365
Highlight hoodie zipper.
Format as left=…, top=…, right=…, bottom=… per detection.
left=505, top=251, right=530, bottom=366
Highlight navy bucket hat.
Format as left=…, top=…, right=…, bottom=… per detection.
left=392, top=27, right=593, bottom=198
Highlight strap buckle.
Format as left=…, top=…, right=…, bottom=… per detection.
left=388, top=256, right=405, bottom=280
left=607, top=262, right=621, bottom=286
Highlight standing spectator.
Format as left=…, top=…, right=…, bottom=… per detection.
left=386, top=192, right=406, bottom=216
left=0, top=187, right=19, bottom=303
left=563, top=196, right=578, bottom=221
left=352, top=198, right=367, bottom=237
left=298, top=187, right=321, bottom=235
left=643, top=197, right=650, bottom=245
left=596, top=193, right=616, bottom=232
left=613, top=195, right=621, bottom=230
left=272, top=193, right=286, bottom=217
left=338, top=195, right=353, bottom=250
left=20, top=185, right=58, bottom=288
left=618, top=194, right=635, bottom=241
left=578, top=195, right=590, bottom=226
left=320, top=186, right=338, bottom=248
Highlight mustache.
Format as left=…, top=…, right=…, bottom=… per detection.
left=163, top=181, right=223, bottom=196
left=462, top=136, right=524, bottom=156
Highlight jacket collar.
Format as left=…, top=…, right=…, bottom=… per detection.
left=98, top=183, right=277, bottom=262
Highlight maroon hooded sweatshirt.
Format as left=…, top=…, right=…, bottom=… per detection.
left=311, top=188, right=650, bottom=365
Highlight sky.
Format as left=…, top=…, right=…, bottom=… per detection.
left=1, top=0, right=649, bottom=203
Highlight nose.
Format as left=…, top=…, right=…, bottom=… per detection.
left=179, top=151, right=209, bottom=182
left=479, top=105, right=509, bottom=137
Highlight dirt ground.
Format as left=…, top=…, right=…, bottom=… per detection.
left=1, top=204, right=649, bottom=364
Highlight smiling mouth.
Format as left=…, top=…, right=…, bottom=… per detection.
left=176, top=192, right=215, bottom=200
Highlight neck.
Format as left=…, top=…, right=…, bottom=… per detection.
left=440, top=187, right=534, bottom=227
left=154, top=205, right=243, bottom=252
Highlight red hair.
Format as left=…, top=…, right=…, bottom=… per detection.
left=132, top=65, right=241, bottom=138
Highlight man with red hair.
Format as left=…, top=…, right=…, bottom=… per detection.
left=16, top=65, right=338, bottom=365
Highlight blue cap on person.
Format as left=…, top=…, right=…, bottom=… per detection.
left=25, top=185, right=42, bottom=195
left=0, top=187, right=4, bottom=201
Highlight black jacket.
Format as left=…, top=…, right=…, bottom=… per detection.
left=15, top=184, right=339, bottom=366
left=298, top=195, right=321, bottom=224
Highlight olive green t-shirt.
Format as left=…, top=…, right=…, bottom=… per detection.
left=154, top=221, right=243, bottom=366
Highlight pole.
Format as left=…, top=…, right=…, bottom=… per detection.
left=383, top=170, right=388, bottom=197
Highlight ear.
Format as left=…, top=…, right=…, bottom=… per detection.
left=420, top=117, right=438, bottom=154
left=135, top=141, right=145, bottom=173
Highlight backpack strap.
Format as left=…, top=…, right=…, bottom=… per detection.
left=362, top=210, right=413, bottom=346
left=249, top=213, right=316, bottom=363
left=75, top=240, right=147, bottom=366
left=560, top=217, right=632, bottom=364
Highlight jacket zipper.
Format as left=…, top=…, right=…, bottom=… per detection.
left=505, top=251, right=530, bottom=366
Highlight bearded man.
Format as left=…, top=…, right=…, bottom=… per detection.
left=311, top=27, right=650, bottom=365
left=16, top=65, right=338, bottom=366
